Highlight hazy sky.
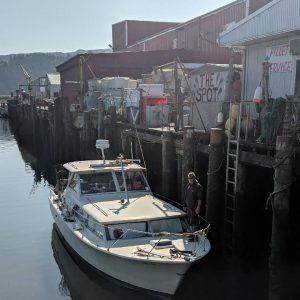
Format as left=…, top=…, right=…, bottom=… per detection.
left=0, top=0, right=234, bottom=55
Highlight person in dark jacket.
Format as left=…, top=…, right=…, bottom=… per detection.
left=184, top=171, right=203, bottom=231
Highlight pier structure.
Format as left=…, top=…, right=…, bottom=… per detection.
left=7, top=96, right=300, bottom=263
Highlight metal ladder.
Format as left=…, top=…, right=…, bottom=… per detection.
left=224, top=102, right=242, bottom=259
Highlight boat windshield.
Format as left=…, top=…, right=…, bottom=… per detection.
left=115, top=170, right=149, bottom=191
left=106, top=222, right=147, bottom=240
left=80, top=172, right=116, bottom=194
left=150, top=218, right=185, bottom=234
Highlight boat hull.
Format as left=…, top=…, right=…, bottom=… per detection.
left=49, top=198, right=194, bottom=295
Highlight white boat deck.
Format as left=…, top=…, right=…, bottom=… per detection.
left=82, top=194, right=184, bottom=224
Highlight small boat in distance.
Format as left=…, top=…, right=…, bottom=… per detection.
left=49, top=139, right=210, bottom=295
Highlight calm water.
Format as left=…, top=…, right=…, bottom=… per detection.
left=0, top=118, right=271, bottom=300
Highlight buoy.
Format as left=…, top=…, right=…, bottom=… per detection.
left=231, top=104, right=240, bottom=120
left=217, top=111, right=224, bottom=125
left=225, top=117, right=236, bottom=131
left=253, top=86, right=263, bottom=103
left=241, top=118, right=254, bottom=135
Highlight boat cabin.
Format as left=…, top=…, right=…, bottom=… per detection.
left=62, top=160, right=150, bottom=196
left=57, top=159, right=188, bottom=243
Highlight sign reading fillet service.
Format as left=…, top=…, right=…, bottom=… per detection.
left=266, top=44, right=293, bottom=73
left=191, top=71, right=227, bottom=102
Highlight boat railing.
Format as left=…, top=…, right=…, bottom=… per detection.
left=106, top=225, right=210, bottom=254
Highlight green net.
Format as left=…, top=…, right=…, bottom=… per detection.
left=256, top=97, right=286, bottom=144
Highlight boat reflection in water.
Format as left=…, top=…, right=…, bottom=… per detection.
left=51, top=224, right=168, bottom=300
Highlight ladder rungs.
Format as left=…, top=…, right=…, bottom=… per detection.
left=228, top=167, right=236, bottom=171
left=226, top=207, right=235, bottom=212
left=226, top=180, right=235, bottom=185
left=226, top=193, right=235, bottom=198
left=229, top=140, right=238, bottom=144
left=228, top=153, right=237, bottom=157
left=225, top=219, right=234, bottom=225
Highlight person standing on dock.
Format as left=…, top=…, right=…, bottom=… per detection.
left=184, top=171, right=203, bottom=231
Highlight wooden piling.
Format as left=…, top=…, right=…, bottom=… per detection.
left=177, top=154, right=182, bottom=201
left=121, top=130, right=132, bottom=159
left=97, top=100, right=105, bottom=138
left=161, top=132, right=175, bottom=199
left=269, top=135, right=293, bottom=300
left=108, top=105, right=117, bottom=157
left=181, top=126, right=195, bottom=203
left=206, top=128, right=224, bottom=249
left=81, top=111, right=91, bottom=159
left=270, top=135, right=293, bottom=265
left=234, top=163, right=247, bottom=259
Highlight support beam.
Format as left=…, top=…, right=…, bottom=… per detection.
left=121, top=130, right=132, bottom=159
left=162, top=132, right=176, bottom=199
left=206, top=128, right=224, bottom=249
left=269, top=135, right=293, bottom=300
left=181, top=126, right=194, bottom=203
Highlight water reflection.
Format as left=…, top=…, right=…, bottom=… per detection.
left=0, top=119, right=14, bottom=151
left=8, top=119, right=57, bottom=186
left=51, top=225, right=167, bottom=300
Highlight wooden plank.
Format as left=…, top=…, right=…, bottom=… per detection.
left=239, top=151, right=275, bottom=168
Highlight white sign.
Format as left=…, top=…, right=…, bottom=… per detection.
left=266, top=44, right=292, bottom=73
left=124, top=89, right=140, bottom=108
left=191, top=71, right=227, bottom=102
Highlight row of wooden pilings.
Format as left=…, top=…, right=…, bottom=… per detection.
left=9, top=102, right=294, bottom=265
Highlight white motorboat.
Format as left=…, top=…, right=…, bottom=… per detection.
left=49, top=140, right=210, bottom=295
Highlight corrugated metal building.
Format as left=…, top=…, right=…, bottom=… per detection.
left=248, top=0, right=273, bottom=14
left=112, top=20, right=179, bottom=52
left=123, top=0, right=247, bottom=61
left=219, top=0, right=300, bottom=100
left=111, top=1, right=273, bottom=64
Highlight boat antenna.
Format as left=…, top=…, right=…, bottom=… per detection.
left=95, top=139, right=110, bottom=164
left=130, top=140, right=134, bottom=162
left=120, top=155, right=129, bottom=204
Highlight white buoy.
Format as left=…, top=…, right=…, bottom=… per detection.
left=253, top=86, right=263, bottom=103
left=217, top=112, right=224, bottom=125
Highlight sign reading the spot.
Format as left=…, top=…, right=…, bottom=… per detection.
left=266, top=44, right=293, bottom=73
left=190, top=71, right=227, bottom=102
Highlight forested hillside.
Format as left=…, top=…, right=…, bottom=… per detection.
left=0, top=50, right=110, bottom=94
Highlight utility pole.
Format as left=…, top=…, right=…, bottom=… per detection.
left=79, top=56, right=84, bottom=110
left=174, top=61, right=179, bottom=131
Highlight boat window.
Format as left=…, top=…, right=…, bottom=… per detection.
left=150, top=218, right=183, bottom=234
left=106, top=222, right=147, bottom=240
left=80, top=172, right=116, bottom=194
left=87, top=216, right=104, bottom=239
left=115, top=171, right=149, bottom=191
